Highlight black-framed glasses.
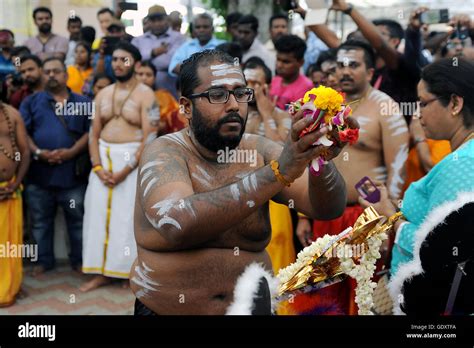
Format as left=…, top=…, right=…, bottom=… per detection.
left=188, top=87, right=254, bottom=104
left=418, top=97, right=439, bottom=108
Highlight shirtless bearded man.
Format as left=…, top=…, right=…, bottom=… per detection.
left=81, top=41, right=158, bottom=291
left=131, top=49, right=355, bottom=315
left=294, top=40, right=409, bottom=315
left=0, top=100, right=30, bottom=306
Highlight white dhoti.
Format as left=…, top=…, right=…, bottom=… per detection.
left=82, top=139, right=140, bottom=279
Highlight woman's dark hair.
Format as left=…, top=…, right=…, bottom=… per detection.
left=243, top=56, right=272, bottom=84
left=139, top=60, right=157, bottom=77
left=421, top=58, right=474, bottom=128
left=112, top=41, right=142, bottom=62
left=337, top=39, right=376, bottom=69
left=75, top=41, right=92, bottom=68
left=180, top=49, right=235, bottom=98
left=275, top=34, right=307, bottom=61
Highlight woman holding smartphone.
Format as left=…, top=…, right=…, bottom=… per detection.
left=359, top=58, right=474, bottom=315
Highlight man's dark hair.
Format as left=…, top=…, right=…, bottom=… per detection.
left=80, top=26, right=96, bottom=46
left=215, top=42, right=243, bottom=64
left=97, top=7, right=114, bottom=17
left=67, top=16, right=82, bottom=26
left=139, top=60, right=157, bottom=77
left=243, top=57, right=272, bottom=84
left=238, top=14, right=259, bottom=32
left=373, top=19, right=404, bottom=41
left=0, top=29, right=14, bottom=40
left=421, top=58, right=474, bottom=128
left=10, top=46, right=31, bottom=59
left=275, top=34, right=306, bottom=60
left=20, top=54, right=42, bottom=68
left=113, top=40, right=142, bottom=62
left=33, top=6, right=52, bottom=20
left=226, top=12, right=243, bottom=27
left=306, top=63, right=320, bottom=76
left=269, top=13, right=289, bottom=28
left=337, top=39, right=376, bottom=69
left=42, top=56, right=66, bottom=71
left=315, top=48, right=337, bottom=69
left=92, top=73, right=112, bottom=87
left=180, top=49, right=236, bottom=98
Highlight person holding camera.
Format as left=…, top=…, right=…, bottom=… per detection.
left=93, top=19, right=130, bottom=82
left=8, top=54, right=44, bottom=109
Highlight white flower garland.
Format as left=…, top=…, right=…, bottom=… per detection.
left=277, top=234, right=337, bottom=285
left=277, top=229, right=387, bottom=315
left=339, top=231, right=388, bottom=315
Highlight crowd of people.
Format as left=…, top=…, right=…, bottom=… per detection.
left=0, top=0, right=473, bottom=315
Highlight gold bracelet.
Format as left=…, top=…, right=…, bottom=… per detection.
left=92, top=165, right=103, bottom=173
left=297, top=212, right=309, bottom=219
left=270, top=160, right=292, bottom=187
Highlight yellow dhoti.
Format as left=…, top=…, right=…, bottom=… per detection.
left=266, top=201, right=295, bottom=315
left=0, top=181, right=23, bottom=307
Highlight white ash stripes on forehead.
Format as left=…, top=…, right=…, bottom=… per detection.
left=244, top=69, right=260, bottom=81
left=211, top=78, right=246, bottom=87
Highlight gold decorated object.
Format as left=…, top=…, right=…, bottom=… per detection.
left=278, top=208, right=403, bottom=297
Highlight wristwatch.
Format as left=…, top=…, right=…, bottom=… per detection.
left=342, top=4, right=353, bottom=15
left=33, top=148, right=42, bottom=160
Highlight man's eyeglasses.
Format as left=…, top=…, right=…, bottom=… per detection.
left=188, top=87, right=254, bottom=104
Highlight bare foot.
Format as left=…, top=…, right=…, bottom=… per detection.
left=79, top=275, right=112, bottom=292
left=31, top=265, right=46, bottom=277
left=121, top=280, right=130, bottom=289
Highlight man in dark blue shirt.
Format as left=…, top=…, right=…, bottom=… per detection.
left=20, top=57, right=91, bottom=275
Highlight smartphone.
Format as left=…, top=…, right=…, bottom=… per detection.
left=103, top=36, right=121, bottom=56
left=419, top=9, right=449, bottom=25
left=118, top=2, right=138, bottom=11
left=450, top=23, right=470, bottom=41
left=355, top=176, right=381, bottom=204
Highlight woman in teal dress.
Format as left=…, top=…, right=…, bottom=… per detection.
left=359, top=58, right=474, bottom=315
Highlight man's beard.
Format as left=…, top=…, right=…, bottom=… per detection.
left=39, top=24, right=51, bottom=34
left=25, top=77, right=40, bottom=88
left=190, top=107, right=246, bottom=153
left=45, top=78, right=62, bottom=92
left=114, top=68, right=134, bottom=82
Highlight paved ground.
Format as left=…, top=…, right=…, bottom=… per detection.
left=0, top=262, right=135, bottom=315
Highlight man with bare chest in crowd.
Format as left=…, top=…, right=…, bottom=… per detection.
left=131, top=49, right=356, bottom=315
left=296, top=40, right=409, bottom=316
left=0, top=100, right=30, bottom=306
left=81, top=41, right=157, bottom=292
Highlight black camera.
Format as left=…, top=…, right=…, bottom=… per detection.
left=11, top=73, right=23, bottom=87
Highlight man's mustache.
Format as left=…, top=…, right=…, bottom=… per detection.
left=218, top=112, right=244, bottom=126
left=340, top=76, right=354, bottom=83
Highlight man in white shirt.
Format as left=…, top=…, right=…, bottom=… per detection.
left=237, top=15, right=275, bottom=72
